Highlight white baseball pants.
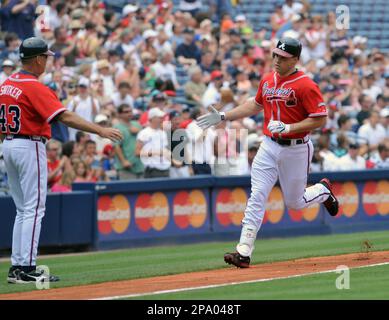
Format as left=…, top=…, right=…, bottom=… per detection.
left=237, top=136, right=330, bottom=257
left=2, top=138, right=47, bottom=267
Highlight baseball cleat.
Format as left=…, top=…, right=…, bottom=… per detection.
left=15, top=269, right=60, bottom=284
left=224, top=252, right=250, bottom=268
left=320, top=178, right=339, bottom=216
left=7, top=267, right=21, bottom=284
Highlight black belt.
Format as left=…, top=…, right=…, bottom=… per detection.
left=271, top=137, right=307, bottom=146
left=6, top=134, right=47, bottom=144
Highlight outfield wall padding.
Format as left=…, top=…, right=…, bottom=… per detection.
left=0, top=170, right=388, bottom=250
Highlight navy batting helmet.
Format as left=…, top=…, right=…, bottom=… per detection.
left=19, top=37, right=55, bottom=60
left=272, top=37, right=302, bottom=59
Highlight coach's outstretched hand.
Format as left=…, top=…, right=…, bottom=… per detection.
left=196, top=105, right=225, bottom=129
left=99, top=127, right=123, bottom=142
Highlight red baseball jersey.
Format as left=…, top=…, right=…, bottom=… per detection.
left=255, top=70, right=327, bottom=139
left=0, top=71, right=66, bottom=139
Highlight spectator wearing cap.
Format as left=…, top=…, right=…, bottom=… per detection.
left=142, top=29, right=159, bottom=62
left=358, top=110, right=387, bottom=154
left=202, top=70, right=224, bottom=108
left=0, top=0, right=36, bottom=39
left=139, top=92, right=169, bottom=126
left=121, top=3, right=138, bottom=27
left=336, top=142, right=366, bottom=171
left=66, top=77, right=100, bottom=141
left=111, top=81, right=134, bottom=109
left=150, top=49, right=179, bottom=90
left=0, top=59, right=15, bottom=85
left=50, top=26, right=79, bottom=67
left=93, top=113, right=113, bottom=155
left=167, top=110, right=192, bottom=178
left=184, top=65, right=206, bottom=107
left=0, top=32, right=20, bottom=63
left=175, top=27, right=202, bottom=66
left=113, top=104, right=144, bottom=180
left=135, top=107, right=171, bottom=178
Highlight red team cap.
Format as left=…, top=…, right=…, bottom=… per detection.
left=210, top=70, right=223, bottom=81
left=272, top=37, right=302, bottom=59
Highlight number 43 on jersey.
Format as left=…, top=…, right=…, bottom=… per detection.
left=0, top=104, right=21, bottom=134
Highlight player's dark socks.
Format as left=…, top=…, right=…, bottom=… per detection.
left=20, top=266, right=36, bottom=273
left=10, top=265, right=21, bottom=272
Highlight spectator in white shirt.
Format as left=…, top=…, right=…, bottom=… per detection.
left=282, top=0, right=305, bottom=21
left=337, top=142, right=366, bottom=171
left=202, top=70, right=224, bottom=108
left=151, top=49, right=179, bottom=90
left=67, top=78, right=100, bottom=141
left=112, top=82, right=134, bottom=108
left=135, top=108, right=171, bottom=178
left=358, top=110, right=387, bottom=154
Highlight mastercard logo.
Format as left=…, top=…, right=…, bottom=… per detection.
left=135, top=192, right=169, bottom=232
left=216, top=188, right=247, bottom=226
left=362, top=180, right=389, bottom=216
left=332, top=182, right=359, bottom=218
left=264, top=186, right=284, bottom=224
left=173, top=190, right=207, bottom=229
left=288, top=185, right=320, bottom=222
left=97, top=195, right=131, bottom=235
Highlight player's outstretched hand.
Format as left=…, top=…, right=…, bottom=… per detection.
left=196, top=105, right=225, bottom=130
left=267, top=120, right=291, bottom=134
left=99, top=127, right=123, bottom=142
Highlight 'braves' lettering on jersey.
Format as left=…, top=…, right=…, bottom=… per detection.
left=0, top=72, right=66, bottom=139
left=255, top=70, right=327, bottom=139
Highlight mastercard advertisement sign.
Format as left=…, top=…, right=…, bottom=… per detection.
left=135, top=192, right=169, bottom=232
left=362, top=180, right=389, bottom=216
left=263, top=187, right=285, bottom=224
left=173, top=190, right=207, bottom=229
left=215, top=188, right=247, bottom=227
left=332, top=182, right=359, bottom=218
left=98, top=195, right=131, bottom=235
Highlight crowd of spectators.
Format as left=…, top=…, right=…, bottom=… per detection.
left=0, top=0, right=388, bottom=194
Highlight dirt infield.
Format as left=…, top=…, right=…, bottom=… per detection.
left=1, top=250, right=388, bottom=300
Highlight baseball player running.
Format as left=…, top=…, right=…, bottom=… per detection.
left=197, top=37, right=339, bottom=268
left=0, top=37, right=122, bottom=284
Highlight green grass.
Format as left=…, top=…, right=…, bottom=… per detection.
left=0, top=230, right=388, bottom=295
left=130, top=264, right=389, bottom=300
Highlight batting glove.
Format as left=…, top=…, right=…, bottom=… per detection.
left=196, top=105, right=225, bottom=130
left=267, top=120, right=291, bottom=134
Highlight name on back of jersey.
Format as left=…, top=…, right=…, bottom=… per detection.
left=0, top=85, right=22, bottom=100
